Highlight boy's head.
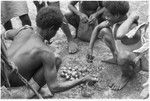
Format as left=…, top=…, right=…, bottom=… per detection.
left=36, top=6, right=63, bottom=40
left=103, top=1, right=129, bottom=23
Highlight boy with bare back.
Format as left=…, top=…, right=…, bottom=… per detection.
left=87, top=1, right=148, bottom=90
left=1, top=7, right=97, bottom=98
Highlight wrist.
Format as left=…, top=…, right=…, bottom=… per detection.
left=94, top=13, right=98, bottom=18
left=88, top=47, right=92, bottom=52
left=78, top=12, right=83, bottom=17
left=81, top=77, right=87, bottom=83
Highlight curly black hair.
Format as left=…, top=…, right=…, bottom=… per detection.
left=103, top=1, right=129, bottom=16
left=36, top=6, right=63, bottom=31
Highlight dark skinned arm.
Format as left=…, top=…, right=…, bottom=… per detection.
left=50, top=77, right=86, bottom=94
left=68, top=1, right=81, bottom=16
left=93, top=8, right=105, bottom=18
left=41, top=51, right=98, bottom=95
left=87, top=21, right=109, bottom=62
left=89, top=21, right=109, bottom=53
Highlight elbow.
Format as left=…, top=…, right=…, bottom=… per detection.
left=49, top=84, right=61, bottom=94
left=116, top=29, right=124, bottom=38
left=49, top=85, right=57, bottom=94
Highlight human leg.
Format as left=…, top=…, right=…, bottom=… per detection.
left=19, top=14, right=31, bottom=26
left=99, top=28, right=118, bottom=64
left=64, top=12, right=80, bottom=37
left=109, top=51, right=136, bottom=90
left=4, top=20, right=13, bottom=31
left=61, top=16, right=78, bottom=54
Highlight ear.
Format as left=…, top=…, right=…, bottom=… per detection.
left=55, top=57, right=62, bottom=71
left=33, top=1, right=40, bottom=7
left=47, top=1, right=51, bottom=6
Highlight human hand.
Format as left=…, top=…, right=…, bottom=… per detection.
left=86, top=49, right=94, bottom=63
left=89, top=14, right=97, bottom=25
left=79, top=13, right=89, bottom=23
left=84, top=75, right=98, bottom=86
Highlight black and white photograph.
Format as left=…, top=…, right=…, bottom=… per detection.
left=0, top=0, right=149, bottom=99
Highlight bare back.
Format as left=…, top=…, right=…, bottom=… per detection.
left=7, top=28, right=51, bottom=86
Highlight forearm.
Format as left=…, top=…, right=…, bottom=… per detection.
left=94, top=8, right=105, bottom=18
left=117, top=17, right=135, bottom=38
left=133, top=42, right=149, bottom=53
left=68, top=2, right=82, bottom=17
left=89, top=26, right=101, bottom=51
left=50, top=78, right=85, bottom=94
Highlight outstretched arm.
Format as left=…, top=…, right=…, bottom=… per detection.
left=41, top=51, right=98, bottom=95
left=50, top=75, right=98, bottom=94
left=87, top=21, right=110, bottom=62
left=50, top=77, right=85, bottom=94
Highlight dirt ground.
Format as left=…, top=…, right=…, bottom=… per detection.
left=1, top=0, right=149, bottom=99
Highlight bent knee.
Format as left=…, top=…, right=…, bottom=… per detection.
left=100, top=28, right=111, bottom=34
left=99, top=28, right=112, bottom=37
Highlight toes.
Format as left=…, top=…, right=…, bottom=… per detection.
left=69, top=47, right=78, bottom=54
left=108, top=81, right=114, bottom=88
left=118, top=85, right=123, bottom=90
left=111, top=84, right=117, bottom=90
left=68, top=43, right=78, bottom=54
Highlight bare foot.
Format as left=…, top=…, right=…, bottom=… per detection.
left=68, top=41, right=78, bottom=54
left=140, top=83, right=149, bottom=99
left=101, top=58, right=117, bottom=65
left=10, top=86, right=36, bottom=98
left=109, top=76, right=129, bottom=90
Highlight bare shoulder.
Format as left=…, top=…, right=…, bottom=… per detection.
left=30, top=47, right=55, bottom=63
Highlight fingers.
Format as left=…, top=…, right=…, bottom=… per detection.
left=86, top=54, right=94, bottom=63
left=68, top=42, right=78, bottom=54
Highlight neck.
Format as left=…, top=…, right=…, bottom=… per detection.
left=36, top=27, right=45, bottom=41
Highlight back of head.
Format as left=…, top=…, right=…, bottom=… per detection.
left=36, top=6, right=63, bottom=31
left=103, top=1, right=129, bottom=16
